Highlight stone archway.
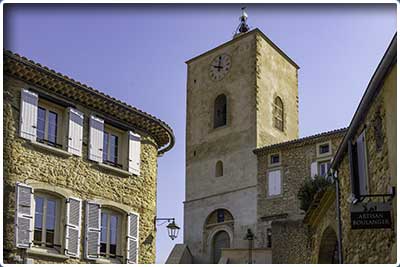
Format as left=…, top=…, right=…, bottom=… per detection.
left=318, top=226, right=339, bottom=264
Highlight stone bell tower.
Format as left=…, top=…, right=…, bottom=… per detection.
left=183, top=10, right=299, bottom=263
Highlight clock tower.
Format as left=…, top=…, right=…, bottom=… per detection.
left=183, top=12, right=299, bottom=263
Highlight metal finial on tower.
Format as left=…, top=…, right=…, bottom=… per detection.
left=234, top=7, right=250, bottom=37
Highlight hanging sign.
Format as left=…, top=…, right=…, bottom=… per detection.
left=350, top=202, right=392, bottom=229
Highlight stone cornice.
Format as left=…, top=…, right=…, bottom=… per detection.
left=4, top=50, right=175, bottom=155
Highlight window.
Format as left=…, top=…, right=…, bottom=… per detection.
left=319, top=144, right=330, bottom=155
left=270, top=154, right=280, bottom=165
left=268, top=170, right=281, bottom=197
left=318, top=161, right=331, bottom=177
left=101, top=124, right=124, bottom=169
left=214, top=94, right=227, bottom=128
left=273, top=97, right=284, bottom=131
left=205, top=209, right=234, bottom=226
left=215, top=161, right=223, bottom=177
left=103, top=132, right=119, bottom=165
left=100, top=209, right=122, bottom=259
left=33, top=193, right=61, bottom=249
left=36, top=100, right=63, bottom=148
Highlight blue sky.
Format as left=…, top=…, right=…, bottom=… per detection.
left=4, top=3, right=396, bottom=263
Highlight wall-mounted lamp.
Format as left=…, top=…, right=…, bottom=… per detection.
left=155, top=217, right=180, bottom=240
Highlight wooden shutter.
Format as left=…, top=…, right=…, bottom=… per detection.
left=65, top=197, right=82, bottom=258
left=126, top=213, right=139, bottom=264
left=19, top=89, right=38, bottom=141
left=15, top=182, right=34, bottom=248
left=356, top=131, right=368, bottom=195
left=85, top=201, right=101, bottom=260
left=268, top=170, right=281, bottom=196
left=128, top=131, right=141, bottom=175
left=310, top=162, right=318, bottom=178
left=89, top=116, right=104, bottom=162
left=67, top=108, right=84, bottom=156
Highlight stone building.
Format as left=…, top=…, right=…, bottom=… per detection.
left=3, top=50, right=175, bottom=264
left=253, top=128, right=346, bottom=263
left=304, top=34, right=397, bottom=264
left=180, top=24, right=299, bottom=263
left=167, top=12, right=396, bottom=264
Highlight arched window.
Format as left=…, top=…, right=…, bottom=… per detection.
left=215, top=161, right=223, bottom=177
left=100, top=208, right=123, bottom=259
left=205, top=209, right=234, bottom=226
left=33, top=192, right=62, bottom=248
left=214, top=94, right=227, bottom=128
left=273, top=96, right=284, bottom=131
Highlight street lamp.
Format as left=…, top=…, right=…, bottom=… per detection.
left=155, top=217, right=180, bottom=240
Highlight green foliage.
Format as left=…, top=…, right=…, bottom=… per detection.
left=297, top=175, right=332, bottom=212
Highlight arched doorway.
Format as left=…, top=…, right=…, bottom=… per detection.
left=318, top=226, right=339, bottom=264
left=212, top=231, right=230, bottom=263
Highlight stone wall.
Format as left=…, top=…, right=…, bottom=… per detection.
left=3, top=76, right=159, bottom=263
left=256, top=131, right=344, bottom=246
left=271, top=220, right=311, bottom=263
left=336, top=64, right=396, bottom=264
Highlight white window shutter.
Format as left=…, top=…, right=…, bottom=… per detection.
left=85, top=201, right=101, bottom=260
left=65, top=197, right=82, bottom=258
left=68, top=108, right=84, bottom=156
left=356, top=131, right=368, bottom=195
left=275, top=170, right=281, bottom=195
left=128, top=131, right=141, bottom=175
left=89, top=116, right=104, bottom=162
left=268, top=170, right=281, bottom=196
left=19, top=89, right=38, bottom=141
left=310, top=162, right=318, bottom=178
left=15, top=182, right=34, bottom=248
left=126, top=212, right=139, bottom=264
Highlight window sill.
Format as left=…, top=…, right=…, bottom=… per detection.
left=27, top=247, right=69, bottom=260
left=30, top=141, right=72, bottom=158
left=98, top=162, right=131, bottom=177
left=95, top=257, right=123, bottom=264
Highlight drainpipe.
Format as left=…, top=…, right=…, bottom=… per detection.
left=333, top=170, right=344, bottom=264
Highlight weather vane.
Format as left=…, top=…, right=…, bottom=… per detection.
left=234, top=7, right=250, bottom=37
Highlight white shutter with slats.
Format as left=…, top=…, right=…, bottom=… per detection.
left=85, top=201, right=101, bottom=260
left=128, top=131, right=141, bottom=175
left=310, top=162, right=318, bottom=178
left=89, top=116, right=104, bottom=162
left=356, top=131, right=369, bottom=195
left=15, top=182, right=34, bottom=248
left=67, top=108, right=84, bottom=156
left=19, top=89, right=38, bottom=141
left=65, top=197, right=82, bottom=258
left=268, top=170, right=281, bottom=196
left=126, top=212, right=139, bottom=264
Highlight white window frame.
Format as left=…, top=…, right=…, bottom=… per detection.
left=36, top=98, right=65, bottom=148
left=317, top=160, right=331, bottom=178
left=100, top=208, right=123, bottom=260
left=32, top=192, right=63, bottom=252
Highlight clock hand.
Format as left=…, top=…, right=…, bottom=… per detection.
left=212, top=65, right=223, bottom=69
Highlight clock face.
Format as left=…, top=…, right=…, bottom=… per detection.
left=209, top=54, right=231, bottom=81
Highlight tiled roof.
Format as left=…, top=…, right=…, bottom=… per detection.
left=253, top=127, right=347, bottom=155
left=4, top=50, right=175, bottom=154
